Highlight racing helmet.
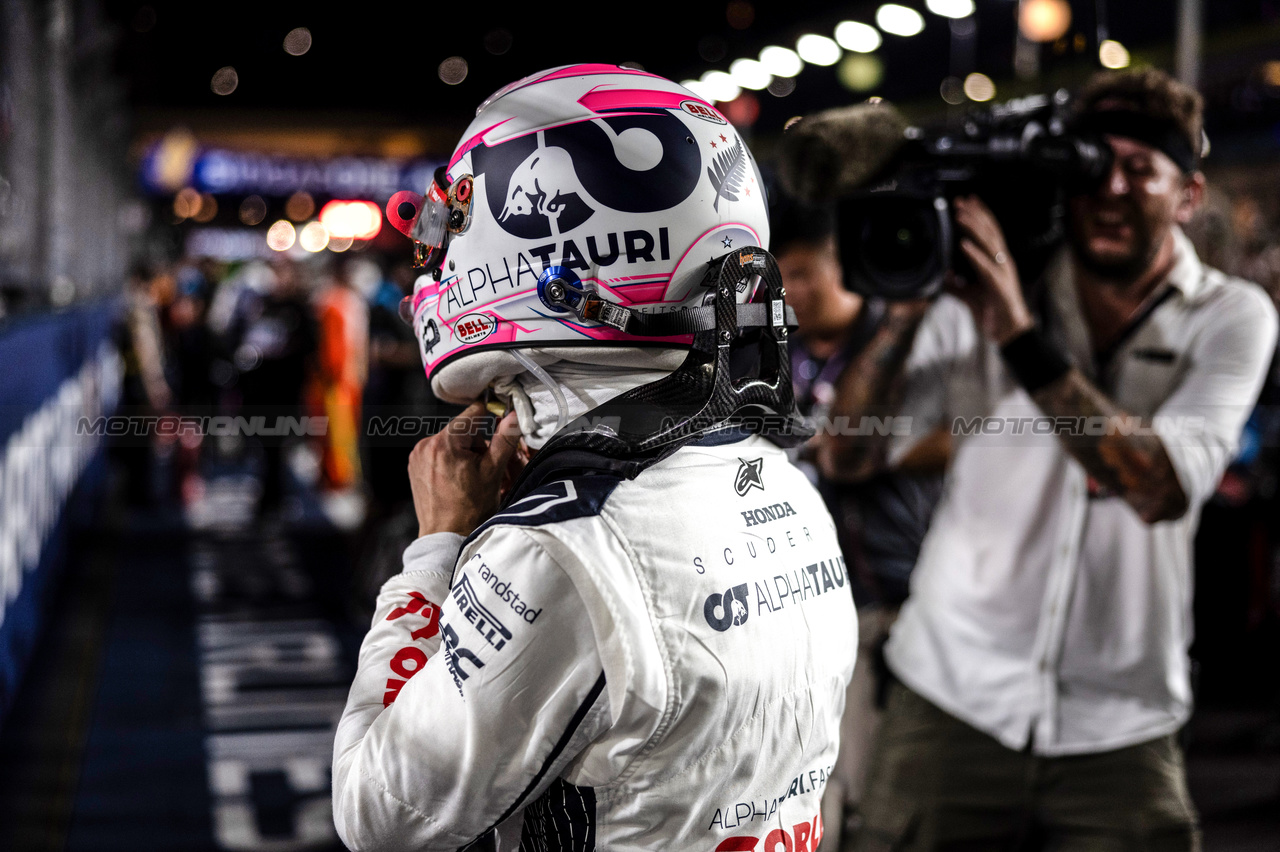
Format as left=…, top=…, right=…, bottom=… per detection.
left=388, top=64, right=772, bottom=403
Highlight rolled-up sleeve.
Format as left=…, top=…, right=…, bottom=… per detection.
left=1154, top=282, right=1278, bottom=507
left=888, top=294, right=976, bottom=466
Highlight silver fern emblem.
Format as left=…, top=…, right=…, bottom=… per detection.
left=708, top=139, right=746, bottom=211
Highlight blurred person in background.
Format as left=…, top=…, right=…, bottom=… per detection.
left=168, top=258, right=219, bottom=413
left=768, top=179, right=946, bottom=846
left=363, top=259, right=423, bottom=511
left=113, top=261, right=172, bottom=506
left=311, top=256, right=368, bottom=496
left=227, top=255, right=317, bottom=518
left=1185, top=187, right=1280, bottom=774
left=816, top=68, right=1278, bottom=851
left=1230, top=194, right=1280, bottom=310
left=165, top=258, right=219, bottom=501
left=347, top=259, right=438, bottom=623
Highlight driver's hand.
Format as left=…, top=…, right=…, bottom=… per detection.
left=408, top=403, right=522, bottom=537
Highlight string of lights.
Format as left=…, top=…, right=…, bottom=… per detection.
left=679, top=0, right=1129, bottom=107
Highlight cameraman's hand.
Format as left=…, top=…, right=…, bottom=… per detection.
left=408, top=403, right=523, bottom=538
left=950, top=195, right=1035, bottom=345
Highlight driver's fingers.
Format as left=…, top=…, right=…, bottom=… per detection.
left=443, top=402, right=491, bottom=453
left=486, top=411, right=522, bottom=472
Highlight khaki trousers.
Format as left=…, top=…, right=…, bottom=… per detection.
left=850, top=681, right=1201, bottom=852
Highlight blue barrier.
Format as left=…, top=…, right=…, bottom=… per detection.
left=0, top=301, right=121, bottom=727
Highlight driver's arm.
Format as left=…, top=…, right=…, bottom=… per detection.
left=332, top=526, right=610, bottom=851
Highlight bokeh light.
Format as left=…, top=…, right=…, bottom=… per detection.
left=173, top=187, right=201, bottom=219
left=1019, top=0, right=1072, bottom=43
left=319, top=200, right=383, bottom=240
left=299, top=221, right=330, bottom=253
left=835, top=21, right=882, bottom=53
left=192, top=193, right=218, bottom=224
left=283, top=27, right=312, bottom=56
left=285, top=191, right=315, bottom=222
left=173, top=187, right=200, bottom=219
left=797, top=34, right=841, bottom=67
left=1099, top=39, right=1131, bottom=69
left=964, top=72, right=996, bottom=102
left=839, top=54, right=884, bottom=92
left=1263, top=61, right=1280, bottom=88
left=210, top=66, right=238, bottom=96
left=266, top=220, right=297, bottom=252
left=759, top=46, right=803, bottom=77
left=876, top=4, right=926, bottom=37
left=925, top=0, right=975, bottom=19
left=730, top=58, right=772, bottom=91
left=768, top=77, right=798, bottom=97
left=438, top=57, right=468, bottom=85
left=700, top=70, right=742, bottom=103
left=328, top=236, right=354, bottom=253
left=722, top=92, right=761, bottom=127
left=940, top=76, right=965, bottom=104
left=238, top=195, right=267, bottom=226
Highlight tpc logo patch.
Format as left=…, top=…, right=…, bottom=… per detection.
left=735, top=457, right=765, bottom=496
left=705, top=584, right=750, bottom=632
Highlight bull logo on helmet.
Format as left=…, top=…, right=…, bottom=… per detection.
left=499, top=142, right=591, bottom=236
left=472, top=113, right=702, bottom=241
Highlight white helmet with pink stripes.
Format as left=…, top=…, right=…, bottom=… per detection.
left=389, top=64, right=772, bottom=403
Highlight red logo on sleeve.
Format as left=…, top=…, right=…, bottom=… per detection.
left=382, top=592, right=441, bottom=707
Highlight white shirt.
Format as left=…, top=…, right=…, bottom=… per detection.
left=884, top=230, right=1278, bottom=756
left=333, top=434, right=857, bottom=850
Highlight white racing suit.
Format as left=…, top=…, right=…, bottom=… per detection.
left=333, top=430, right=858, bottom=851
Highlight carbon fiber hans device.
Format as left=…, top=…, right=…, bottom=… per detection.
left=500, top=246, right=813, bottom=505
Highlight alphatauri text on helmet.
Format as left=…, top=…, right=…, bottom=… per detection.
left=445, top=227, right=671, bottom=312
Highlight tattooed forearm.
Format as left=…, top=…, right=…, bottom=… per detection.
left=816, top=308, right=927, bottom=483
left=1031, top=369, right=1188, bottom=523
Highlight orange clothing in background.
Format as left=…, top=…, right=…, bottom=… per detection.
left=312, top=284, right=368, bottom=490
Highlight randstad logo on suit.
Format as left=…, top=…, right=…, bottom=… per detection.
left=475, top=559, right=543, bottom=624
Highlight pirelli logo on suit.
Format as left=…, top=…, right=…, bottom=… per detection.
left=452, top=575, right=513, bottom=653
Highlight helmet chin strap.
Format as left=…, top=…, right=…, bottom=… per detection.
left=513, top=247, right=812, bottom=468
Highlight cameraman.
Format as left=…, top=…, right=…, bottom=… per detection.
left=819, top=68, right=1278, bottom=850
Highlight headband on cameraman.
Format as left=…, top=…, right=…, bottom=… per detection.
left=1072, top=110, right=1200, bottom=174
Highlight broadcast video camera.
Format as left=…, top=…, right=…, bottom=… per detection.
left=781, top=91, right=1114, bottom=300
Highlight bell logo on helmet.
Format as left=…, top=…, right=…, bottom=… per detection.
left=453, top=313, right=497, bottom=344
left=681, top=99, right=727, bottom=125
